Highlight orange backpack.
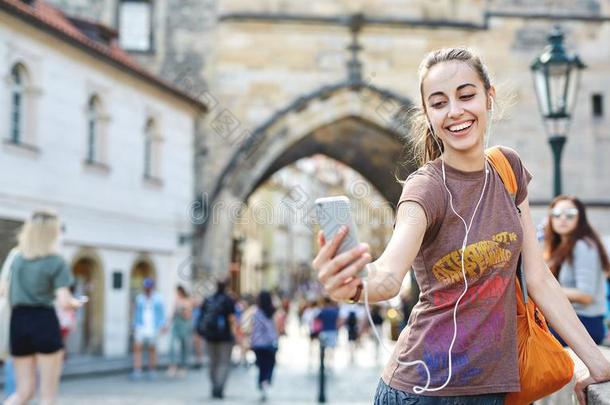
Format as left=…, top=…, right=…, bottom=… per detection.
left=486, top=147, right=574, bottom=405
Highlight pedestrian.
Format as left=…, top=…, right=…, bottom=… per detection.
left=544, top=195, right=610, bottom=345
left=131, top=277, right=165, bottom=380
left=275, top=297, right=290, bottom=337
left=301, top=299, right=321, bottom=370
left=55, top=284, right=77, bottom=363
left=1, top=210, right=83, bottom=405
left=1, top=248, right=18, bottom=401
left=339, top=302, right=365, bottom=364
left=190, top=294, right=205, bottom=369
left=250, top=291, right=279, bottom=402
left=313, top=48, right=610, bottom=404
left=167, top=285, right=193, bottom=378
left=198, top=280, right=238, bottom=399
left=316, top=297, right=340, bottom=370
left=399, top=273, right=419, bottom=331
left=238, top=294, right=257, bottom=368
left=55, top=285, right=77, bottom=345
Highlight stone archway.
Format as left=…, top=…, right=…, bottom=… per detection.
left=127, top=255, right=157, bottom=351
left=199, top=82, right=415, bottom=279
left=68, top=250, right=105, bottom=355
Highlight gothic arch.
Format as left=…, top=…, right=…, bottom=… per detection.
left=199, top=82, right=415, bottom=277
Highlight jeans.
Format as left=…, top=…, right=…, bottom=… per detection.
left=169, top=332, right=189, bottom=368
left=374, top=379, right=505, bottom=405
left=253, top=347, right=277, bottom=388
left=207, top=341, right=233, bottom=395
left=169, top=318, right=191, bottom=368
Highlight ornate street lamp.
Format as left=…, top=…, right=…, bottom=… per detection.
left=531, top=25, right=586, bottom=197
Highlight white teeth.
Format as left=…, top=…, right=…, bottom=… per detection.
left=448, top=121, right=473, bottom=132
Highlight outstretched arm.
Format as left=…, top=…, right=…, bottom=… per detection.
left=518, top=197, right=610, bottom=404
left=315, top=200, right=426, bottom=303
left=362, top=201, right=427, bottom=302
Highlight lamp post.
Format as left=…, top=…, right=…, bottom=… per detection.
left=531, top=26, right=586, bottom=197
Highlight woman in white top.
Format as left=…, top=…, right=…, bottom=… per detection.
left=544, top=195, right=610, bottom=345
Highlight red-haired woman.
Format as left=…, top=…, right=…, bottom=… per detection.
left=544, top=195, right=610, bottom=345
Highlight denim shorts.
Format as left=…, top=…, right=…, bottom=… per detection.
left=319, top=331, right=338, bottom=348
left=374, top=379, right=505, bottom=405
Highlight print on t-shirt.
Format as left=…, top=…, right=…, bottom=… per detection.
left=432, top=231, right=518, bottom=285
left=419, top=231, right=519, bottom=386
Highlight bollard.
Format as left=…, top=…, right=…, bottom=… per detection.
left=318, top=339, right=326, bottom=403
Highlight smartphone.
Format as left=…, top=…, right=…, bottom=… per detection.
left=314, top=196, right=367, bottom=276
left=77, top=295, right=89, bottom=304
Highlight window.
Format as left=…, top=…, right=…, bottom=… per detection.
left=144, top=118, right=153, bottom=177
left=592, top=93, right=603, bottom=118
left=86, top=95, right=101, bottom=163
left=143, top=118, right=162, bottom=180
left=9, top=64, right=27, bottom=144
left=118, top=0, right=153, bottom=52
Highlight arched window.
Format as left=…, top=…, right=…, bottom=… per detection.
left=10, top=64, right=27, bottom=144
left=86, top=95, right=101, bottom=163
left=143, top=117, right=162, bottom=180
left=143, top=118, right=154, bottom=177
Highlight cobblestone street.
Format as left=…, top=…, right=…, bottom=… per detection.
left=57, top=319, right=392, bottom=404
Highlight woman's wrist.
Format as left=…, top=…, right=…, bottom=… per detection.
left=589, top=358, right=610, bottom=381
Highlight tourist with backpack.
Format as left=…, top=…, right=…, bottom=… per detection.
left=197, top=280, right=238, bottom=399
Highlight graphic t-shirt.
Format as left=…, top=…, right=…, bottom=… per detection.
left=382, top=146, right=532, bottom=396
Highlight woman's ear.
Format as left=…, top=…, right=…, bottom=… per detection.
left=488, top=85, right=497, bottom=111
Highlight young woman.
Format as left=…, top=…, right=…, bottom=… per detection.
left=1, top=211, right=82, bottom=405
left=167, top=285, right=193, bottom=378
left=312, top=48, right=610, bottom=404
left=250, top=291, right=279, bottom=402
left=544, top=195, right=610, bottom=346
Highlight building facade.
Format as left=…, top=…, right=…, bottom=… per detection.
left=0, top=0, right=205, bottom=356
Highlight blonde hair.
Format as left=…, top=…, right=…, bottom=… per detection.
left=410, top=47, right=493, bottom=167
left=18, top=210, right=61, bottom=259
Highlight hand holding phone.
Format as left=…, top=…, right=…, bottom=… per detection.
left=314, top=196, right=368, bottom=277
left=315, top=196, right=359, bottom=253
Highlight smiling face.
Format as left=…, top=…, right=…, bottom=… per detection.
left=421, top=60, right=495, bottom=160
left=550, top=199, right=579, bottom=236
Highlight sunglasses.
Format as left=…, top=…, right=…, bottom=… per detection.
left=550, top=207, right=578, bottom=220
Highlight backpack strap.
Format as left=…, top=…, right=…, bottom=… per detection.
left=485, top=146, right=518, bottom=203
left=484, top=146, right=529, bottom=303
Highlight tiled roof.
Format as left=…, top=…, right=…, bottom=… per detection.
left=1, top=0, right=206, bottom=112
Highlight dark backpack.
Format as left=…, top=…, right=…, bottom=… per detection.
left=197, top=295, right=228, bottom=340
